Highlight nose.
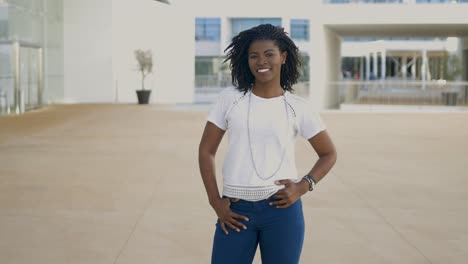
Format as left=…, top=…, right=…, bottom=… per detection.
left=257, top=56, right=267, bottom=65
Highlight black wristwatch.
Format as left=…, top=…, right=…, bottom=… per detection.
left=302, top=174, right=316, bottom=192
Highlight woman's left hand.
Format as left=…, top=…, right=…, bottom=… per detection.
left=270, top=179, right=308, bottom=208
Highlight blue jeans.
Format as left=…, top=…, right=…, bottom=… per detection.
left=211, top=195, right=305, bottom=264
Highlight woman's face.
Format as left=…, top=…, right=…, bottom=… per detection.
left=248, top=40, right=287, bottom=85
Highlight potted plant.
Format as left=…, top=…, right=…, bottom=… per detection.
left=134, top=49, right=153, bottom=104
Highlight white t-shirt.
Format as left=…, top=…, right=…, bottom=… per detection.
left=207, top=87, right=325, bottom=201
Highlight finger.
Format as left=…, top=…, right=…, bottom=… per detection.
left=275, top=179, right=293, bottom=186
left=230, top=218, right=247, bottom=230
left=231, top=212, right=250, bottom=222
left=273, top=193, right=286, bottom=200
left=276, top=203, right=291, bottom=209
left=274, top=189, right=286, bottom=196
left=220, top=222, right=229, bottom=235
left=231, top=198, right=240, bottom=203
left=270, top=199, right=288, bottom=206
left=231, top=212, right=249, bottom=222
left=226, top=222, right=241, bottom=232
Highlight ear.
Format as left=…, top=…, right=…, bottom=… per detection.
left=281, top=51, right=288, bottom=64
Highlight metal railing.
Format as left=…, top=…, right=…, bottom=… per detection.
left=333, top=80, right=468, bottom=106
left=194, top=80, right=310, bottom=104
left=195, top=75, right=232, bottom=89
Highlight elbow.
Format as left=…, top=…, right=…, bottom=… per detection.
left=320, top=149, right=337, bottom=165
left=331, top=150, right=338, bottom=165
left=198, top=144, right=215, bottom=160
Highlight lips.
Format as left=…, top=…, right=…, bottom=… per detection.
left=257, top=68, right=271, bottom=73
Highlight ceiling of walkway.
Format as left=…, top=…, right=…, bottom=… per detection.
left=328, top=24, right=468, bottom=38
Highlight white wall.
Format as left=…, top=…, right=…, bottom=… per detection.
left=63, top=0, right=194, bottom=104
left=112, top=0, right=194, bottom=104
left=63, top=0, right=113, bottom=103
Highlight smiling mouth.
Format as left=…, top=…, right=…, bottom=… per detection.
left=257, top=69, right=270, bottom=73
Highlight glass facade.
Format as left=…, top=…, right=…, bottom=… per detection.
left=291, top=19, right=309, bottom=41
left=195, top=17, right=221, bottom=41
left=231, top=18, right=281, bottom=37
left=0, top=0, right=63, bottom=114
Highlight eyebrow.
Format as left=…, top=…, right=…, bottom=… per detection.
left=249, top=49, right=276, bottom=55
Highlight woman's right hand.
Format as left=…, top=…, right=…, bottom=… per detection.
left=212, top=197, right=249, bottom=235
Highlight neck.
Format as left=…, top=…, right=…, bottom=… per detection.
left=251, top=83, right=284, bottom=99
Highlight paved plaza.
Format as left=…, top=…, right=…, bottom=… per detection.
left=0, top=104, right=467, bottom=264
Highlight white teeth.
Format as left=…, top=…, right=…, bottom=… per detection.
left=258, top=69, right=270, bottom=73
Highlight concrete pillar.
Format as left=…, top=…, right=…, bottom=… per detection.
left=401, top=56, right=407, bottom=79
left=411, top=57, right=416, bottom=80
left=459, top=37, right=468, bottom=81
left=381, top=49, right=386, bottom=80
left=282, top=17, right=291, bottom=37
left=366, top=53, right=370, bottom=81
left=360, top=56, right=364, bottom=80
left=421, top=48, right=428, bottom=81
left=309, top=24, right=341, bottom=110
left=221, top=17, right=230, bottom=54
left=393, top=58, right=398, bottom=78
left=373, top=52, right=378, bottom=79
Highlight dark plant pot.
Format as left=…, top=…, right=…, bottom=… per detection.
left=136, top=90, right=151, bottom=104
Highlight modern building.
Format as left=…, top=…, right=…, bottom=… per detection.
left=1, top=0, right=468, bottom=114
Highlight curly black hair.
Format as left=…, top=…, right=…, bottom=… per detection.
left=224, top=24, right=301, bottom=93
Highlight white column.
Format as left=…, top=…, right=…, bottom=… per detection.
left=282, top=16, right=291, bottom=36
left=401, top=56, right=407, bottom=79
left=309, top=24, right=341, bottom=110
left=381, top=49, right=386, bottom=80
left=220, top=17, right=230, bottom=54
left=360, top=56, right=364, bottom=80
left=458, top=37, right=468, bottom=81
left=411, top=57, right=416, bottom=80
left=366, top=53, right=370, bottom=80
left=421, top=48, right=428, bottom=81
left=393, top=58, right=398, bottom=78
left=373, top=52, right=378, bottom=79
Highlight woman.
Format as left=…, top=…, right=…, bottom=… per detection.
left=198, top=24, right=337, bottom=264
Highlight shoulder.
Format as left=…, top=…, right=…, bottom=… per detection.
left=285, top=92, right=314, bottom=112
left=218, top=87, right=244, bottom=101
left=216, top=87, right=247, bottom=105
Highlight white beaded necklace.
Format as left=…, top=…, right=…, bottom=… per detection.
left=247, top=89, right=292, bottom=180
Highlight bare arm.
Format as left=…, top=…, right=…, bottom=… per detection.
left=198, top=121, right=249, bottom=234
left=198, top=121, right=225, bottom=206
left=305, top=130, right=338, bottom=184
left=272, top=130, right=337, bottom=208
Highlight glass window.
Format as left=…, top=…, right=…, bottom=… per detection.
left=291, top=19, right=309, bottom=41
left=0, top=7, right=7, bottom=40
left=298, top=53, right=310, bottom=82
left=195, top=17, right=221, bottom=41
left=231, top=18, right=281, bottom=37
left=195, top=57, right=216, bottom=75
